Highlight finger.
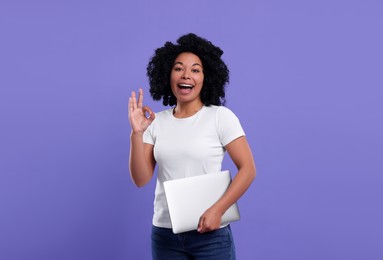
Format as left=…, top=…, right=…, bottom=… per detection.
left=128, top=102, right=135, bottom=127
left=143, top=106, right=155, bottom=121
left=137, top=88, right=144, bottom=109
left=128, top=97, right=133, bottom=116
left=131, top=91, right=137, bottom=109
left=197, top=216, right=204, bottom=233
left=129, top=94, right=137, bottom=115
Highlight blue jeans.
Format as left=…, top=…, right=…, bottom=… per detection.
left=151, top=225, right=236, bottom=260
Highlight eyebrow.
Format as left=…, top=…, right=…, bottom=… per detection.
left=173, top=61, right=203, bottom=67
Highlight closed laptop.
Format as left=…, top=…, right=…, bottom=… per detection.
left=163, top=170, right=240, bottom=234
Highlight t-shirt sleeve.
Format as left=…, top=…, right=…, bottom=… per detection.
left=143, top=123, right=155, bottom=145
left=216, top=106, right=245, bottom=146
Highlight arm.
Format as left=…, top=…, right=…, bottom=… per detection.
left=128, top=89, right=156, bottom=187
left=129, top=135, right=156, bottom=187
left=198, top=136, right=256, bottom=233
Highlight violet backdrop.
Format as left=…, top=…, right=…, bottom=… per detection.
left=1, top=0, right=382, bottom=259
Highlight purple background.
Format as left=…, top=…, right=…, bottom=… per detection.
left=1, top=0, right=382, bottom=259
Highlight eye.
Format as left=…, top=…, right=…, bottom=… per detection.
left=174, top=67, right=182, bottom=72
left=192, top=69, right=200, bottom=73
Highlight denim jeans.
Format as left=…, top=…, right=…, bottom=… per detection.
left=151, top=225, right=236, bottom=260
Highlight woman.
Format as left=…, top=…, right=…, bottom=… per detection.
left=128, top=33, right=256, bottom=259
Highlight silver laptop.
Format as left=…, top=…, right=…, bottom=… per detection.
left=163, top=170, right=240, bottom=234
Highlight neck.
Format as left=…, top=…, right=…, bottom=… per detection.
left=173, top=101, right=204, bottom=118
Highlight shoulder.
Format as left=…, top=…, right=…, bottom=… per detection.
left=201, top=106, right=241, bottom=129
left=203, top=105, right=234, bottom=114
left=146, top=108, right=172, bottom=132
left=207, top=105, right=245, bottom=145
left=204, top=105, right=238, bottom=119
left=153, top=108, right=173, bottom=120
left=217, top=105, right=236, bottom=115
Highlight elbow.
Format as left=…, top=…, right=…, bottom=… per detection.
left=252, top=168, right=257, bottom=181
left=135, top=181, right=148, bottom=188
left=252, top=163, right=257, bottom=178
left=237, top=162, right=256, bottom=182
left=131, top=177, right=150, bottom=188
left=249, top=168, right=256, bottom=183
left=135, top=183, right=145, bottom=188
left=238, top=165, right=256, bottom=184
left=129, top=166, right=152, bottom=188
left=249, top=165, right=256, bottom=182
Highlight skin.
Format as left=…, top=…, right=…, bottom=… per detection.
left=128, top=52, right=256, bottom=233
left=170, top=52, right=204, bottom=117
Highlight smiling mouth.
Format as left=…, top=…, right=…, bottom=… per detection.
left=178, top=84, right=193, bottom=89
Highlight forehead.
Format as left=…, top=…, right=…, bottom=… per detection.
left=174, top=52, right=203, bottom=65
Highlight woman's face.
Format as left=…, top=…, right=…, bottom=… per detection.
left=170, top=52, right=204, bottom=106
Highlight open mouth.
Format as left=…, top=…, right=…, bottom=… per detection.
left=178, top=84, right=193, bottom=89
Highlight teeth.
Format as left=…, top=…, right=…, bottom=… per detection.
left=178, top=84, right=193, bottom=88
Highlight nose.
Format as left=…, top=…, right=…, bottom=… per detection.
left=181, top=71, right=190, bottom=79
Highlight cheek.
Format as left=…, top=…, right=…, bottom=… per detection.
left=170, top=72, right=175, bottom=82
left=170, top=74, right=177, bottom=87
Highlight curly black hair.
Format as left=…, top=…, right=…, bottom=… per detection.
left=147, top=33, right=229, bottom=106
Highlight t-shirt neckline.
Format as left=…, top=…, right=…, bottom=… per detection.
left=171, top=106, right=205, bottom=120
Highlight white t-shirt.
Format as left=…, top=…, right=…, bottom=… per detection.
left=143, top=105, right=245, bottom=228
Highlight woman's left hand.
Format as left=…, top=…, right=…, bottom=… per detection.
left=197, top=207, right=223, bottom=233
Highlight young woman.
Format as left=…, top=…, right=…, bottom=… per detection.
left=128, top=33, right=256, bottom=259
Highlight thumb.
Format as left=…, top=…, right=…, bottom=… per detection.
left=143, top=106, right=155, bottom=120
left=197, top=216, right=204, bottom=232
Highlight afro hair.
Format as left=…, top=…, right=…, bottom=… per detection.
left=146, top=33, right=229, bottom=106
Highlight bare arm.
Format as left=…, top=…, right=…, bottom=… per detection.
left=128, top=89, right=156, bottom=187
left=198, top=136, right=256, bottom=233
left=129, top=135, right=156, bottom=187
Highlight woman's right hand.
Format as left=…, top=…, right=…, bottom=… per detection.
left=128, top=88, right=155, bottom=134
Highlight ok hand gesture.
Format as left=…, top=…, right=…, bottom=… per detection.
left=128, top=88, right=155, bottom=134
